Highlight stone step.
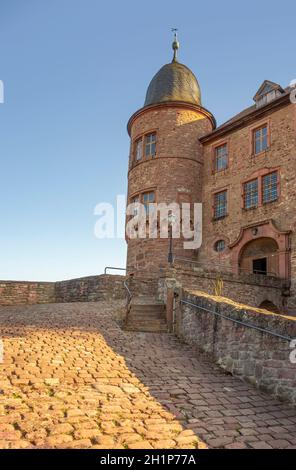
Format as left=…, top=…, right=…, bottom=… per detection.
left=125, top=325, right=168, bottom=333
left=129, top=309, right=165, bottom=318
left=125, top=295, right=167, bottom=333
left=125, top=321, right=167, bottom=330
left=130, top=298, right=164, bottom=306
left=130, top=302, right=164, bottom=308
left=127, top=318, right=167, bottom=325
left=128, top=311, right=165, bottom=320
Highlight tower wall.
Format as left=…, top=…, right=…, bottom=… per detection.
left=126, top=104, right=213, bottom=274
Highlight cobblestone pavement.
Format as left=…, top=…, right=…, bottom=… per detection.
left=0, top=301, right=296, bottom=449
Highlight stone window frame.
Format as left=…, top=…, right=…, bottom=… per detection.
left=132, top=129, right=158, bottom=166
left=212, top=187, right=229, bottom=221
left=249, top=119, right=271, bottom=157
left=241, top=167, right=280, bottom=210
left=212, top=139, right=229, bottom=174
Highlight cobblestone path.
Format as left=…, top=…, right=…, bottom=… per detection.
left=0, top=301, right=295, bottom=449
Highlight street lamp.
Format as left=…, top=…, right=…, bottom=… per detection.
left=168, top=212, right=177, bottom=264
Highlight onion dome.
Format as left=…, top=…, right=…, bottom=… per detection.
left=144, top=31, right=201, bottom=107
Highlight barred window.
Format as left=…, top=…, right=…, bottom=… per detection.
left=145, top=133, right=156, bottom=157
left=143, top=191, right=155, bottom=215
left=262, top=172, right=278, bottom=203
left=214, top=191, right=227, bottom=219
left=254, top=125, right=268, bottom=154
left=215, top=144, right=228, bottom=172
left=135, top=138, right=142, bottom=161
left=244, top=179, right=258, bottom=209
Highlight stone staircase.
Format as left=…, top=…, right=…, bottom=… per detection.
left=124, top=296, right=167, bottom=333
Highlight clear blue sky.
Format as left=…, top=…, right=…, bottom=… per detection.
left=0, top=0, right=295, bottom=281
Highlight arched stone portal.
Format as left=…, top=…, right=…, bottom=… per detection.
left=229, top=220, right=291, bottom=279
left=239, top=237, right=279, bottom=276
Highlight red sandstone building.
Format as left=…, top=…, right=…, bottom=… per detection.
left=126, top=37, right=296, bottom=315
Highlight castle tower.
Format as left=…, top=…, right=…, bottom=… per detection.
left=126, top=35, right=216, bottom=275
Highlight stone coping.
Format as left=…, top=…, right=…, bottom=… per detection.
left=183, top=289, right=296, bottom=337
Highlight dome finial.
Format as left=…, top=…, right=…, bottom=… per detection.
left=171, top=28, right=179, bottom=62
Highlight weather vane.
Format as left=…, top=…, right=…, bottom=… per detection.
left=171, top=28, right=180, bottom=62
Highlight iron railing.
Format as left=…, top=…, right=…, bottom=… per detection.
left=124, top=279, right=132, bottom=304
left=180, top=299, right=293, bottom=342
left=104, top=267, right=126, bottom=275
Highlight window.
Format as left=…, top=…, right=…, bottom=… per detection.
left=145, top=133, right=156, bottom=157
left=244, top=179, right=258, bottom=209
left=135, top=138, right=142, bottom=161
left=215, top=144, right=228, bottom=172
left=143, top=191, right=155, bottom=215
left=131, top=195, right=139, bottom=215
left=241, top=171, right=279, bottom=210
left=253, top=125, right=268, bottom=154
left=262, top=172, right=278, bottom=203
left=253, top=258, right=267, bottom=275
left=214, top=191, right=227, bottom=219
left=214, top=240, right=226, bottom=252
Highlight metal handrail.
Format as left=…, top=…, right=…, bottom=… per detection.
left=104, top=266, right=126, bottom=275
left=180, top=299, right=293, bottom=342
left=124, top=279, right=132, bottom=304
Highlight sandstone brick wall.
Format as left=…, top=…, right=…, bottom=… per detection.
left=199, top=100, right=296, bottom=311
left=175, top=289, right=296, bottom=404
left=55, top=275, right=126, bottom=303
left=0, top=281, right=55, bottom=306
left=0, top=275, right=127, bottom=306
left=126, top=103, right=213, bottom=273
left=126, top=274, right=159, bottom=299
left=159, top=265, right=286, bottom=314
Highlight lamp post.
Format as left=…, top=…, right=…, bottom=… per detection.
left=168, top=212, right=176, bottom=265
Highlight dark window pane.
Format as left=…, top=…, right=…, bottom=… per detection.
left=215, top=240, right=225, bottom=252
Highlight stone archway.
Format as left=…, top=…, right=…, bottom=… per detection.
left=239, top=237, right=279, bottom=276
left=259, top=300, right=281, bottom=314
left=229, top=220, right=291, bottom=279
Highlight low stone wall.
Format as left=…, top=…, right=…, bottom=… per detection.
left=0, top=275, right=127, bottom=306
left=55, top=275, right=126, bottom=303
left=175, top=289, right=296, bottom=404
left=160, top=264, right=286, bottom=314
left=0, top=281, right=55, bottom=306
